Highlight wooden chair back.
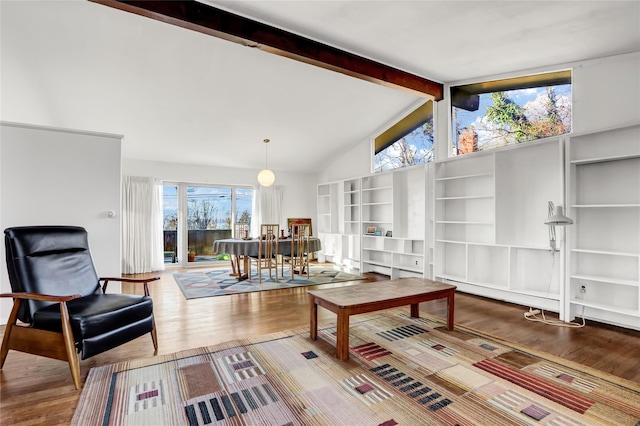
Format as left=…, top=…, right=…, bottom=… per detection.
left=249, top=224, right=279, bottom=283
left=289, top=223, right=310, bottom=278
left=234, top=222, right=250, bottom=239
left=258, top=224, right=279, bottom=259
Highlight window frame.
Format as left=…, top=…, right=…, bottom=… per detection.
left=448, top=69, right=573, bottom=157
left=372, top=100, right=436, bottom=173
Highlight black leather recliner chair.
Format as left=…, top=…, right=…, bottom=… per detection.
left=1, top=226, right=159, bottom=389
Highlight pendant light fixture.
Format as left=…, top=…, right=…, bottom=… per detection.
left=257, top=138, right=275, bottom=187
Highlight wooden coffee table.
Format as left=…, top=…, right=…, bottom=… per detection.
left=308, top=278, right=456, bottom=361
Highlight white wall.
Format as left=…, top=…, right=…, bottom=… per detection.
left=315, top=138, right=372, bottom=184
left=317, top=98, right=430, bottom=183
left=122, top=158, right=317, bottom=231
left=0, top=122, right=122, bottom=324
left=572, top=53, right=640, bottom=133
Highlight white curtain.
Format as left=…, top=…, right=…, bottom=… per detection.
left=122, top=176, right=164, bottom=274
left=255, top=185, right=285, bottom=234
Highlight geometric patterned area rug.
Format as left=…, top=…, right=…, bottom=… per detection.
left=173, top=266, right=365, bottom=299
left=72, top=309, right=640, bottom=425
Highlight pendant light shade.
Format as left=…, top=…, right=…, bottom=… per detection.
left=257, top=168, right=275, bottom=186
left=257, top=138, right=275, bottom=186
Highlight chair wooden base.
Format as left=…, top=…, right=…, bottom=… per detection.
left=249, top=258, right=279, bottom=283
left=1, top=324, right=82, bottom=389
left=0, top=297, right=158, bottom=390
left=249, top=224, right=280, bottom=283
left=282, top=223, right=311, bottom=279
left=229, top=255, right=248, bottom=280
left=0, top=298, right=81, bottom=388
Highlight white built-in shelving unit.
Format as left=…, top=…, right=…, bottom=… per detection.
left=316, top=124, right=639, bottom=330
left=316, top=182, right=340, bottom=263
left=317, top=165, right=429, bottom=279
left=433, top=138, right=566, bottom=313
left=434, top=152, right=495, bottom=285
left=360, top=172, right=393, bottom=275
left=342, top=178, right=361, bottom=269
left=567, top=123, right=640, bottom=329
left=360, top=167, right=427, bottom=279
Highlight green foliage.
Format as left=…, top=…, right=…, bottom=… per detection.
left=485, top=92, right=531, bottom=142
left=482, top=89, right=570, bottom=148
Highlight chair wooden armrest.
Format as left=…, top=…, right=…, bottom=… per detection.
left=0, top=292, right=81, bottom=302
left=100, top=276, right=160, bottom=283
left=99, top=276, right=160, bottom=295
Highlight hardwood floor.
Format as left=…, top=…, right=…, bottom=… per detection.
left=1, top=265, right=639, bottom=425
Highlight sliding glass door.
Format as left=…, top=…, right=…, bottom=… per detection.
left=235, top=187, right=253, bottom=233
left=163, top=184, right=179, bottom=264
left=186, top=186, right=231, bottom=263
left=163, top=183, right=253, bottom=266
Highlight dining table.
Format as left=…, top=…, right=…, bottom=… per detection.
left=213, top=237, right=322, bottom=280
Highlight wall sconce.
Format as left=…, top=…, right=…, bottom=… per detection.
left=257, top=138, right=275, bottom=187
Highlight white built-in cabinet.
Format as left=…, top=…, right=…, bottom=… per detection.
left=433, top=138, right=565, bottom=313
left=317, top=123, right=640, bottom=330
left=342, top=178, right=361, bottom=269
left=361, top=166, right=428, bottom=279
left=317, top=165, right=429, bottom=279
left=567, top=123, right=640, bottom=329
left=316, top=182, right=340, bottom=263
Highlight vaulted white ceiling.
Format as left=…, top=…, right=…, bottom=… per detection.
left=2, top=1, right=639, bottom=174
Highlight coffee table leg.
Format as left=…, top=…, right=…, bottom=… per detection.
left=410, top=303, right=420, bottom=318
left=309, top=297, right=318, bottom=341
left=336, top=308, right=350, bottom=361
left=447, top=291, right=455, bottom=330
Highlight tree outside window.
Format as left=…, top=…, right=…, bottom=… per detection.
left=451, top=71, right=572, bottom=156
left=374, top=101, right=434, bottom=173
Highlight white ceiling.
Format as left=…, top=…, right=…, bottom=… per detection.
left=2, top=1, right=639, bottom=175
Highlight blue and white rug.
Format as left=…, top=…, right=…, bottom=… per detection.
left=174, top=266, right=364, bottom=299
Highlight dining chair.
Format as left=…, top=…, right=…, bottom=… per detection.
left=249, top=224, right=279, bottom=283
left=282, top=223, right=311, bottom=278
left=230, top=222, right=250, bottom=278
left=234, top=222, right=250, bottom=240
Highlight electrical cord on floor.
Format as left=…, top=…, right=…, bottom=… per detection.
left=524, top=306, right=586, bottom=328
left=524, top=251, right=586, bottom=328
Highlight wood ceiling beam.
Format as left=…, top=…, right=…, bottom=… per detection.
left=90, top=0, right=443, bottom=100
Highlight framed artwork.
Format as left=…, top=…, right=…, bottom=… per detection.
left=385, top=231, right=393, bottom=237
left=287, top=218, right=313, bottom=236
left=366, top=226, right=377, bottom=235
